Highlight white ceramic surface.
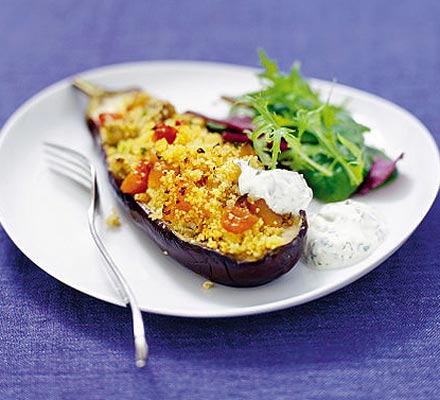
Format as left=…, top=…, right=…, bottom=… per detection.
left=0, top=61, right=439, bottom=317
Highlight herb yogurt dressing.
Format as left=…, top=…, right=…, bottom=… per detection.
left=303, top=199, right=386, bottom=269
left=234, top=160, right=313, bottom=215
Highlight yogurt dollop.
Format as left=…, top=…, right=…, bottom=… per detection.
left=303, top=199, right=386, bottom=269
left=234, top=160, right=313, bottom=215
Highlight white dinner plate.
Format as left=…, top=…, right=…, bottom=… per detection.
left=0, top=61, right=439, bottom=317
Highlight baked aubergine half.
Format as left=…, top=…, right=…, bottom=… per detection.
left=74, top=79, right=308, bottom=287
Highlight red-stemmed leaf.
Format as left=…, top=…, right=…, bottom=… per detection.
left=358, top=153, right=404, bottom=195
left=222, top=131, right=252, bottom=143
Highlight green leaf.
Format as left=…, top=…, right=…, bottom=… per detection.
left=303, top=163, right=359, bottom=202
left=257, top=48, right=280, bottom=82
left=336, top=133, right=364, bottom=185
left=236, top=50, right=397, bottom=202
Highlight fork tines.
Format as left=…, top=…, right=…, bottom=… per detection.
left=44, top=142, right=92, bottom=188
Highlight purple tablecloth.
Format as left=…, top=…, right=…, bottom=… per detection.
left=1, top=1, right=439, bottom=398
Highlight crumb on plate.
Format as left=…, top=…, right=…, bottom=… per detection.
left=202, top=281, right=214, bottom=289
left=105, top=207, right=121, bottom=227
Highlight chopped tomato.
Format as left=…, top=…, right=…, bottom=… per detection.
left=221, top=204, right=258, bottom=234
left=98, top=113, right=122, bottom=126
left=120, top=172, right=148, bottom=195
left=120, top=160, right=151, bottom=195
left=201, top=207, right=210, bottom=219
left=153, top=122, right=177, bottom=144
left=175, top=199, right=191, bottom=212
left=147, top=163, right=163, bottom=189
left=239, top=143, right=256, bottom=157
left=162, top=198, right=191, bottom=222
left=162, top=205, right=175, bottom=222
left=136, top=159, right=151, bottom=175
left=247, top=198, right=283, bottom=227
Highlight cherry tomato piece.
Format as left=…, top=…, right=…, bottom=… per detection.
left=120, top=160, right=151, bottom=195
left=153, top=123, right=177, bottom=144
left=247, top=198, right=283, bottom=227
left=221, top=205, right=258, bottom=234
left=98, top=113, right=123, bottom=126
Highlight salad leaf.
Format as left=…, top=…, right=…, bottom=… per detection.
left=357, top=152, right=403, bottom=194
left=239, top=50, right=394, bottom=202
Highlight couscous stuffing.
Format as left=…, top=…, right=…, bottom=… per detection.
left=98, top=92, right=301, bottom=261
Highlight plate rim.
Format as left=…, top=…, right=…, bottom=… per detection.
left=0, top=60, right=439, bottom=318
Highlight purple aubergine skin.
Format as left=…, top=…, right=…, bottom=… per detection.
left=81, top=86, right=308, bottom=287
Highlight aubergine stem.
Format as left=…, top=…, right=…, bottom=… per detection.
left=73, top=78, right=107, bottom=98
left=73, top=79, right=140, bottom=100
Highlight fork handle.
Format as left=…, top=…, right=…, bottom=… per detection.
left=88, top=215, right=148, bottom=367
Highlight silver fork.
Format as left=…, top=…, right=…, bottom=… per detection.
left=44, top=142, right=148, bottom=368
